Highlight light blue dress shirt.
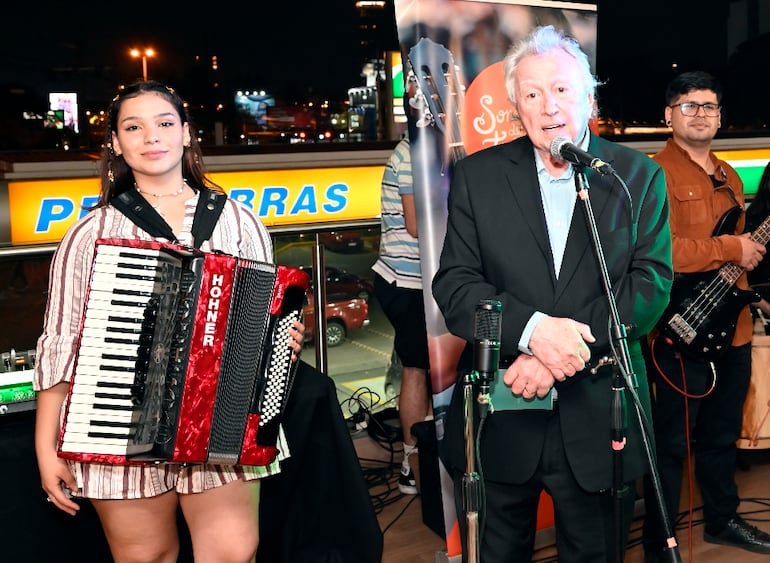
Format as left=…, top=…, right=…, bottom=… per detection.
left=518, top=133, right=589, bottom=355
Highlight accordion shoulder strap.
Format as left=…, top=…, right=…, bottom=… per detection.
left=110, top=189, right=177, bottom=243
left=191, top=188, right=228, bottom=249
left=110, top=187, right=227, bottom=249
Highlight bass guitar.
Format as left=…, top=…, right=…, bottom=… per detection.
left=657, top=205, right=768, bottom=362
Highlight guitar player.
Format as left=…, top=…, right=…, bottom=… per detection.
left=642, top=71, right=770, bottom=561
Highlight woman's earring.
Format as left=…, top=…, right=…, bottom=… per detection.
left=666, top=120, right=671, bottom=126
left=107, top=162, right=115, bottom=183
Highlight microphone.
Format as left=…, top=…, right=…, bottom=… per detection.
left=474, top=299, right=502, bottom=390
left=550, top=136, right=615, bottom=175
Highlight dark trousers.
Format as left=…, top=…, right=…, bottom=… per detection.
left=643, top=341, right=751, bottom=547
left=454, top=410, right=635, bottom=563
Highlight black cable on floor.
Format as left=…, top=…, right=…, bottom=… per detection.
left=343, top=386, right=414, bottom=520
left=381, top=494, right=421, bottom=534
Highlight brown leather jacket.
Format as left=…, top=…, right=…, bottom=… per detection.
left=654, top=138, right=752, bottom=346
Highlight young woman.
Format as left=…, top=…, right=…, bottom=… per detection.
left=34, top=81, right=304, bottom=563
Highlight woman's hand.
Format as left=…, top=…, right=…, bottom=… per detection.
left=35, top=385, right=80, bottom=515
left=288, top=319, right=305, bottom=361
left=39, top=453, right=80, bottom=516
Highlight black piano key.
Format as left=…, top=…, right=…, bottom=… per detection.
left=94, top=391, right=131, bottom=400
left=87, top=431, right=135, bottom=439
left=96, top=381, right=132, bottom=389
left=89, top=420, right=134, bottom=428
left=92, top=403, right=134, bottom=411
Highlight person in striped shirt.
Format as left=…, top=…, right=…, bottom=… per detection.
left=372, top=130, right=431, bottom=496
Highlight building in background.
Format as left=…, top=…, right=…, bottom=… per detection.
left=0, top=0, right=769, bottom=151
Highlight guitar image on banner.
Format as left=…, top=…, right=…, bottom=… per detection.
left=657, top=205, right=768, bottom=362
left=408, top=37, right=467, bottom=171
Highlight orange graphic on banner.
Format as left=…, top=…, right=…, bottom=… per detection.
left=462, top=61, right=526, bottom=156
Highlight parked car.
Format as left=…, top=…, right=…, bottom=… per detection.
left=318, top=231, right=365, bottom=253
left=303, top=292, right=370, bottom=347
left=299, top=265, right=375, bottom=303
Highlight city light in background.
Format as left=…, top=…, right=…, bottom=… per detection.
left=1, top=1, right=768, bottom=152
left=129, top=48, right=156, bottom=81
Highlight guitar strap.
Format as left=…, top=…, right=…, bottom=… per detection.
left=110, top=187, right=227, bottom=250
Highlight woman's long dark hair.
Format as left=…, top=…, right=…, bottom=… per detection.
left=96, top=80, right=224, bottom=207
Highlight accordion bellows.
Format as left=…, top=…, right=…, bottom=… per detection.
left=57, top=238, right=309, bottom=466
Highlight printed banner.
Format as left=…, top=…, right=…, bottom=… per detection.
left=394, top=0, right=598, bottom=557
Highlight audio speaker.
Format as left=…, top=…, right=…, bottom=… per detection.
left=412, top=420, right=446, bottom=539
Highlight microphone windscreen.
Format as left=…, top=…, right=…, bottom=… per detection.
left=550, top=136, right=570, bottom=160
left=474, top=299, right=502, bottom=342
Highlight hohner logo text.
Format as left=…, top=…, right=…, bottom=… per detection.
left=203, top=273, right=224, bottom=347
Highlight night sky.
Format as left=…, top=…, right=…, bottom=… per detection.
left=0, top=1, right=364, bottom=100
left=0, top=0, right=762, bottom=128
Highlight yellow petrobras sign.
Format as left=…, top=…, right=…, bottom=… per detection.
left=7, top=165, right=384, bottom=246
left=714, top=148, right=770, bottom=198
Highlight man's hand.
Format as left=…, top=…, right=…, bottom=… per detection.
left=738, top=233, right=766, bottom=271
left=528, top=316, right=595, bottom=380
left=503, top=354, right=556, bottom=399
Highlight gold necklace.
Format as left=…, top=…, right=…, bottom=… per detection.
left=135, top=181, right=186, bottom=217
left=134, top=181, right=186, bottom=199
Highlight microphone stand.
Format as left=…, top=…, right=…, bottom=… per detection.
left=573, top=168, right=681, bottom=563
left=461, top=370, right=491, bottom=563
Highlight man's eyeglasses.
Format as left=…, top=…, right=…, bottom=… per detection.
left=669, top=102, right=721, bottom=117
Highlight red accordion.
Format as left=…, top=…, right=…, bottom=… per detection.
left=57, top=238, right=309, bottom=466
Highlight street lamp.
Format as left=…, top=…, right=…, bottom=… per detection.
left=130, top=48, right=155, bottom=81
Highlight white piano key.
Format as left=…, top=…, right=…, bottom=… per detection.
left=63, top=420, right=133, bottom=434
left=69, top=379, right=135, bottom=393
left=68, top=381, right=136, bottom=396
left=60, top=440, right=127, bottom=453
left=96, top=244, right=165, bottom=258
left=59, top=439, right=153, bottom=455
left=81, top=319, right=148, bottom=336
left=63, top=410, right=135, bottom=424
left=85, top=290, right=154, bottom=305
left=91, top=256, right=164, bottom=271
left=82, top=303, right=151, bottom=319
left=90, top=271, right=163, bottom=290
left=94, top=252, right=163, bottom=266
left=74, top=356, right=143, bottom=371
left=68, top=371, right=137, bottom=383
left=66, top=396, right=135, bottom=410
left=79, top=332, right=143, bottom=348
left=77, top=334, right=143, bottom=352
left=94, top=256, right=180, bottom=276
left=67, top=387, right=134, bottom=400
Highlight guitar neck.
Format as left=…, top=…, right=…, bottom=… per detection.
left=720, top=212, right=770, bottom=284
left=409, top=38, right=467, bottom=168
left=751, top=213, right=770, bottom=246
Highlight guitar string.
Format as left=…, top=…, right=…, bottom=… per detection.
left=678, top=274, right=734, bottom=326
left=676, top=218, right=770, bottom=329
left=677, top=262, right=753, bottom=330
